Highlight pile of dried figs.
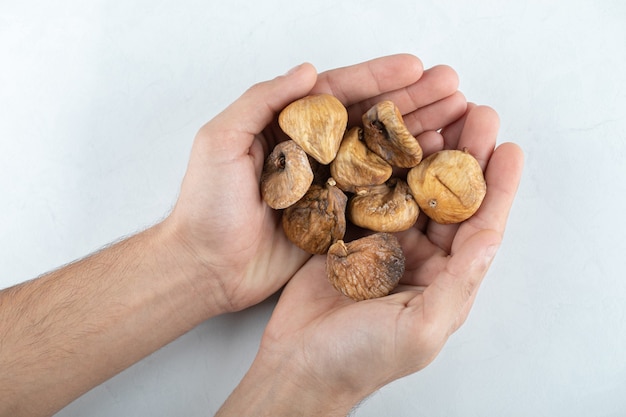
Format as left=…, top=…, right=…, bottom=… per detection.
left=261, top=93, right=486, bottom=301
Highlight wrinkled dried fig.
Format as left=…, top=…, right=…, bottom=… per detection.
left=407, top=149, right=486, bottom=224
left=362, top=100, right=422, bottom=168
left=278, top=94, right=348, bottom=165
left=327, top=233, right=405, bottom=301
left=261, top=140, right=314, bottom=209
left=282, top=178, right=348, bottom=254
left=330, top=126, right=393, bottom=193
left=348, top=178, right=419, bottom=232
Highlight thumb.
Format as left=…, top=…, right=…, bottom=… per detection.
left=203, top=63, right=318, bottom=145
left=422, top=229, right=501, bottom=336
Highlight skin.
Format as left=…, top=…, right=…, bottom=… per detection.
left=0, top=54, right=523, bottom=417
left=216, top=105, right=524, bottom=417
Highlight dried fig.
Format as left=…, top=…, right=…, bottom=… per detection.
left=407, top=149, right=486, bottom=224
left=278, top=94, right=348, bottom=165
left=282, top=178, right=348, bottom=254
left=327, top=233, right=405, bottom=301
left=260, top=140, right=314, bottom=209
left=362, top=100, right=422, bottom=168
left=348, top=178, right=419, bottom=232
left=330, top=126, right=393, bottom=193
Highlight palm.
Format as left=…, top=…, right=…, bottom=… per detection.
left=261, top=255, right=429, bottom=391
left=173, top=125, right=307, bottom=310
left=260, top=104, right=524, bottom=394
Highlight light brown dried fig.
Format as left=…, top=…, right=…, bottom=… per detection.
left=407, top=149, right=486, bottom=224
left=282, top=178, right=348, bottom=254
left=327, top=233, right=405, bottom=301
left=330, top=126, right=393, bottom=193
left=261, top=140, right=313, bottom=209
left=348, top=178, right=419, bottom=232
left=362, top=100, right=422, bottom=168
left=278, top=94, right=348, bottom=165
left=260, top=140, right=314, bottom=209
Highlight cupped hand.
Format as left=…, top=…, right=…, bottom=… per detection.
left=255, top=104, right=524, bottom=404
left=166, top=54, right=467, bottom=313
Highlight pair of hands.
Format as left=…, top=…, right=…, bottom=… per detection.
left=168, top=54, right=523, bottom=406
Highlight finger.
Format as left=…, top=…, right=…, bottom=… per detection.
left=311, top=54, right=424, bottom=109
left=454, top=142, right=524, bottom=247
left=441, top=104, right=498, bottom=168
left=397, top=228, right=448, bottom=286
left=417, top=229, right=502, bottom=337
left=415, top=130, right=445, bottom=157
left=456, top=105, right=499, bottom=170
left=199, top=63, right=318, bottom=154
left=440, top=102, right=476, bottom=149
left=402, top=91, right=467, bottom=137
left=401, top=65, right=460, bottom=111
left=449, top=280, right=481, bottom=334
left=345, top=65, right=461, bottom=127
left=392, top=284, right=426, bottom=294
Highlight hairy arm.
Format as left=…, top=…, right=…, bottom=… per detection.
left=0, top=54, right=467, bottom=417
left=0, top=222, right=223, bottom=417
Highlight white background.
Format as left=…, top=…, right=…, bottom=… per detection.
left=1, top=1, right=625, bottom=416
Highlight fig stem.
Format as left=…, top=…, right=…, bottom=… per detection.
left=277, top=153, right=286, bottom=170
left=334, top=240, right=348, bottom=258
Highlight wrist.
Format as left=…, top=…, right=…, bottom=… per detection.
left=216, top=348, right=363, bottom=417
left=153, top=218, right=232, bottom=318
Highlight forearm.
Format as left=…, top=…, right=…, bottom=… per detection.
left=215, top=350, right=362, bottom=417
left=0, top=220, right=224, bottom=417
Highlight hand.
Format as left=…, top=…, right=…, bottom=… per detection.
left=165, top=54, right=467, bottom=313
left=247, top=104, right=524, bottom=411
